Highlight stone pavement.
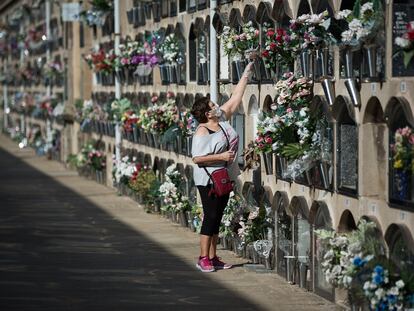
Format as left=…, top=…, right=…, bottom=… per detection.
left=0, top=134, right=342, bottom=311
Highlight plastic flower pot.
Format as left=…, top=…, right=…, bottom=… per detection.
left=344, top=78, right=361, bottom=107
left=299, top=49, right=313, bottom=78
left=152, top=133, right=161, bottom=149
left=146, top=133, right=154, bottom=147
left=186, top=137, right=193, bottom=157
left=364, top=44, right=379, bottom=81
left=321, top=78, right=335, bottom=106
left=262, top=152, right=274, bottom=175
left=169, top=65, right=178, bottom=83
left=132, top=125, right=139, bottom=143
left=115, top=69, right=125, bottom=84
left=159, top=65, right=168, bottom=83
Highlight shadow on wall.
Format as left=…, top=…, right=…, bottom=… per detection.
left=0, top=146, right=262, bottom=311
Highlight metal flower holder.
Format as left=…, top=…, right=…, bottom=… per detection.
left=299, top=50, right=313, bottom=78
left=363, top=44, right=379, bottom=82
left=262, top=152, right=274, bottom=175
left=343, top=47, right=361, bottom=107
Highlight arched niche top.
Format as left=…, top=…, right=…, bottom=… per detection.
left=241, top=181, right=254, bottom=199
left=272, top=190, right=290, bottom=214
left=165, top=24, right=175, bottom=36
left=338, top=209, right=357, bottom=232
left=204, top=15, right=210, bottom=34
left=166, top=159, right=175, bottom=167
left=311, top=0, right=334, bottom=14
left=242, top=4, right=257, bottom=24
left=360, top=215, right=384, bottom=236
left=262, top=94, right=274, bottom=112
left=153, top=156, right=160, bottom=170
left=229, top=8, right=243, bottom=28
left=257, top=1, right=274, bottom=24
left=136, top=32, right=144, bottom=42
left=363, top=97, right=385, bottom=124
left=309, top=200, right=332, bottom=227
left=248, top=94, right=259, bottom=115
left=311, top=95, right=334, bottom=122
left=189, top=23, right=197, bottom=40
left=176, top=163, right=185, bottom=174
left=176, top=93, right=185, bottom=109
left=297, top=0, right=312, bottom=16
left=273, top=0, right=293, bottom=20
left=184, top=165, right=193, bottom=178
left=262, top=186, right=273, bottom=208
left=385, top=223, right=414, bottom=255
left=385, top=96, right=414, bottom=129
left=144, top=154, right=152, bottom=166
left=212, top=11, right=229, bottom=33
left=289, top=196, right=309, bottom=218
left=184, top=93, right=194, bottom=108
left=195, top=92, right=204, bottom=101
left=174, top=22, right=185, bottom=39
left=332, top=95, right=356, bottom=123
left=194, top=17, right=205, bottom=35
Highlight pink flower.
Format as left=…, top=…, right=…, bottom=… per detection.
left=286, top=107, right=293, bottom=113
left=256, top=136, right=264, bottom=143
left=409, top=134, right=414, bottom=145
left=265, top=136, right=272, bottom=144
left=254, top=29, right=260, bottom=37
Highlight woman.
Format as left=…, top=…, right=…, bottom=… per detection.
left=190, top=62, right=253, bottom=272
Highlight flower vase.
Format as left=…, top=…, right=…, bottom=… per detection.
left=298, top=262, right=308, bottom=289
left=321, top=78, right=335, bottom=106
left=344, top=78, right=361, bottom=107
left=186, top=137, right=192, bottom=157
left=115, top=69, right=125, bottom=84
left=394, top=169, right=409, bottom=201
left=127, top=9, right=134, bottom=24
left=318, top=161, right=331, bottom=189
left=276, top=156, right=288, bottom=178
left=159, top=65, right=167, bottom=83
left=152, top=133, right=160, bottom=149
left=315, top=47, right=329, bottom=79
left=262, top=152, right=274, bottom=175
left=132, top=125, right=139, bottom=143
left=344, top=47, right=354, bottom=78
left=252, top=59, right=261, bottom=81
left=233, top=60, right=244, bottom=82
left=146, top=133, right=154, bottom=147
left=178, top=211, right=188, bottom=227
left=364, top=44, right=379, bottom=81
left=167, top=65, right=176, bottom=83
left=299, top=50, right=312, bottom=78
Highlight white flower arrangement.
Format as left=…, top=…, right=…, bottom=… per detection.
left=335, top=0, right=383, bottom=46
left=112, top=155, right=137, bottom=184
left=158, top=34, right=183, bottom=64
left=159, top=164, right=190, bottom=213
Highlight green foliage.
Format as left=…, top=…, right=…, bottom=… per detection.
left=353, top=0, right=361, bottom=18
left=282, top=143, right=307, bottom=160
left=66, top=154, right=78, bottom=169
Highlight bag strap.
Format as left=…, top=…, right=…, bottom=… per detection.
left=202, top=123, right=231, bottom=186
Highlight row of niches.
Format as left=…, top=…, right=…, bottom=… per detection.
left=85, top=1, right=414, bottom=97
left=84, top=88, right=414, bottom=211
left=4, top=54, right=65, bottom=88
left=108, top=146, right=414, bottom=302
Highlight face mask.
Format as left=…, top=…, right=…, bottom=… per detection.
left=210, top=104, right=222, bottom=118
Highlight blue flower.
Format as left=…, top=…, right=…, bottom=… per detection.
left=388, top=295, right=397, bottom=304
left=374, top=265, right=384, bottom=275
left=353, top=256, right=363, bottom=267
left=374, top=274, right=384, bottom=285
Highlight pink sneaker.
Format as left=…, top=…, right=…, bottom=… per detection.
left=196, top=256, right=215, bottom=273
left=211, top=256, right=232, bottom=270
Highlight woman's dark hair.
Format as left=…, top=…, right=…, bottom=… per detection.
left=191, top=96, right=211, bottom=123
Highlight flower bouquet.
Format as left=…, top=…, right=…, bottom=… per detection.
left=80, top=0, right=112, bottom=27
left=395, top=21, right=414, bottom=68
left=390, top=127, right=414, bottom=200
left=158, top=34, right=184, bottom=83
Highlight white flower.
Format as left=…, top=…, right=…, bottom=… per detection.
left=396, top=280, right=405, bottom=289
left=395, top=37, right=411, bottom=48
left=226, top=42, right=234, bottom=50
left=361, top=2, right=373, bottom=16
left=388, top=286, right=400, bottom=296
left=336, top=9, right=352, bottom=20
left=356, top=28, right=370, bottom=40
left=375, top=288, right=385, bottom=299
left=348, top=19, right=363, bottom=32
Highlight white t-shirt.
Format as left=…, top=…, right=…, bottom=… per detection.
left=191, top=116, right=240, bottom=186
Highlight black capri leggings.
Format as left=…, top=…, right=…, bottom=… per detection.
left=197, top=185, right=230, bottom=236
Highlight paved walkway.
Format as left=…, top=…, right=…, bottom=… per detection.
left=0, top=134, right=341, bottom=311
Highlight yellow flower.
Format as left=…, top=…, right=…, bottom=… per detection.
left=394, top=159, right=403, bottom=169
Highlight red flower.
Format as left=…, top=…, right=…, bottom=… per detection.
left=269, top=42, right=277, bottom=50
left=262, top=50, right=270, bottom=58
left=266, top=29, right=275, bottom=38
